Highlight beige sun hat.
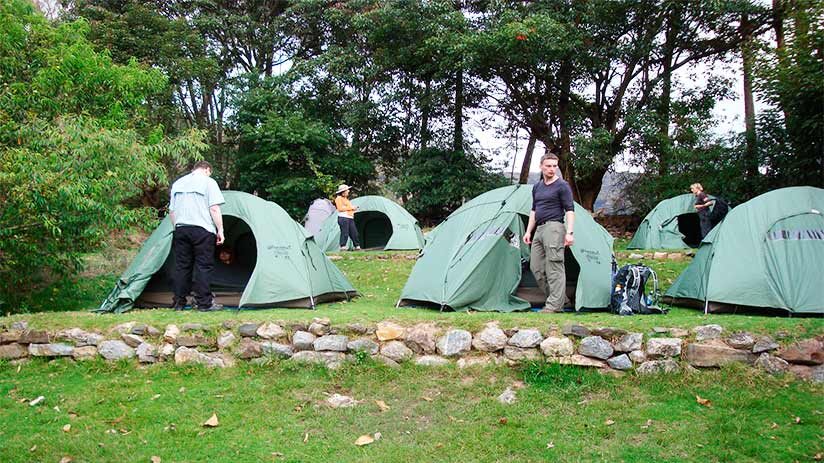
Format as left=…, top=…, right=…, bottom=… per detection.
left=335, top=184, right=351, bottom=195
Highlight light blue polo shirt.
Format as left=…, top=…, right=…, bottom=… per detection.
left=169, top=172, right=225, bottom=234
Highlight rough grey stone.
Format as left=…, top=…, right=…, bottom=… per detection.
left=778, top=339, right=824, bottom=365
left=540, top=336, right=574, bottom=357
left=56, top=328, right=102, bottom=346
left=163, top=325, right=180, bottom=343
left=375, top=321, right=405, bottom=341
left=313, top=335, right=349, bottom=352
left=308, top=322, right=330, bottom=337
left=19, top=330, right=49, bottom=345
left=381, top=341, right=414, bottom=363
left=98, top=340, right=135, bottom=360
left=0, top=331, right=21, bottom=344
left=578, top=336, right=614, bottom=360
left=415, top=355, right=449, bottom=367
left=693, top=324, right=723, bottom=341
left=235, top=338, right=262, bottom=359
left=457, top=356, right=494, bottom=369
left=327, top=393, right=357, bottom=408
left=217, top=332, right=236, bottom=350
left=646, top=338, right=682, bottom=358
left=0, top=344, right=29, bottom=360
left=72, top=346, right=98, bottom=361
left=238, top=323, right=260, bottom=337
left=614, top=333, right=643, bottom=353
left=404, top=323, right=439, bottom=354
left=472, top=325, right=508, bottom=352
left=669, top=328, right=690, bottom=338
left=607, top=354, right=632, bottom=371
left=552, top=355, right=606, bottom=368
left=436, top=330, right=472, bottom=357
left=725, top=332, right=755, bottom=350
left=637, top=359, right=680, bottom=374
left=261, top=341, right=294, bottom=359
left=256, top=322, right=286, bottom=340
left=290, top=351, right=345, bottom=369
left=629, top=350, right=647, bottom=364
left=174, top=347, right=233, bottom=368
left=503, top=346, right=541, bottom=362
left=508, top=329, right=543, bottom=348
left=752, top=336, right=779, bottom=354
left=346, top=323, right=369, bottom=335
left=497, top=387, right=517, bottom=404
left=562, top=324, right=590, bottom=338
left=157, top=343, right=176, bottom=359
left=292, top=331, right=317, bottom=351
left=347, top=338, right=379, bottom=355
left=685, top=341, right=756, bottom=367
left=591, top=327, right=627, bottom=340
left=754, top=353, right=789, bottom=375
left=628, top=253, right=644, bottom=260
left=176, top=334, right=215, bottom=349
left=121, top=333, right=144, bottom=348
left=11, top=321, right=29, bottom=331
left=29, top=343, right=74, bottom=357
left=110, top=322, right=136, bottom=335
left=136, top=343, right=158, bottom=363
left=812, top=365, right=824, bottom=383
left=652, top=327, right=669, bottom=334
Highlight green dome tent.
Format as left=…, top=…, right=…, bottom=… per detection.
left=627, top=193, right=715, bottom=249
left=665, top=186, right=824, bottom=315
left=398, top=185, right=615, bottom=312
left=97, top=191, right=356, bottom=313
left=314, top=195, right=425, bottom=251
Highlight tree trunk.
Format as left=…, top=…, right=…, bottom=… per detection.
left=453, top=69, right=464, bottom=152
left=657, top=4, right=679, bottom=176
left=420, top=78, right=432, bottom=150
left=518, top=134, right=538, bottom=184
left=741, top=13, right=758, bottom=186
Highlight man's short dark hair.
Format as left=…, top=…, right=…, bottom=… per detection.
left=193, top=160, right=212, bottom=171
left=540, top=153, right=559, bottom=164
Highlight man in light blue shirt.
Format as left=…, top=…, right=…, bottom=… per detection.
left=169, top=161, right=225, bottom=311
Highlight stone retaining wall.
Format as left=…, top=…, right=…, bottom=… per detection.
left=1, top=319, right=822, bottom=383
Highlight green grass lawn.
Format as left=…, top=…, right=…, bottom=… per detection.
left=2, top=245, right=823, bottom=462
left=0, top=357, right=821, bottom=462
left=3, top=251, right=822, bottom=339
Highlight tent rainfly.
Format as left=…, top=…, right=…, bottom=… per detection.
left=314, top=195, right=425, bottom=251
left=97, top=191, right=356, bottom=313
left=303, top=198, right=336, bottom=236
left=627, top=193, right=716, bottom=249
left=665, top=186, right=824, bottom=315
left=398, top=185, right=615, bottom=312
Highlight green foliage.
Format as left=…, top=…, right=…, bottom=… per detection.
left=234, top=76, right=375, bottom=219
left=391, top=148, right=508, bottom=223
left=0, top=1, right=207, bottom=310
left=754, top=0, right=824, bottom=188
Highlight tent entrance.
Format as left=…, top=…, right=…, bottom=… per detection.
left=515, top=249, right=581, bottom=308
left=136, top=215, right=258, bottom=307
left=676, top=213, right=703, bottom=247
left=355, top=211, right=392, bottom=250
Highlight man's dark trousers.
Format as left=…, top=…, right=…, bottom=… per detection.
left=173, top=225, right=215, bottom=309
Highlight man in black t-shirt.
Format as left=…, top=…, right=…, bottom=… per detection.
left=523, top=153, right=576, bottom=312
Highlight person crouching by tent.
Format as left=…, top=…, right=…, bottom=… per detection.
left=690, top=183, right=714, bottom=238
left=334, top=184, right=361, bottom=251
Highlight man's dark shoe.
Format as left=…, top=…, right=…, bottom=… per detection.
left=172, top=299, right=189, bottom=311
left=197, top=303, right=224, bottom=312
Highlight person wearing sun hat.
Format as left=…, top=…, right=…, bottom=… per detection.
left=334, top=184, right=361, bottom=251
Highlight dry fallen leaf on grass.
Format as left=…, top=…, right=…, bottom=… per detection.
left=498, top=417, right=508, bottom=425
left=547, top=442, right=555, bottom=449
left=303, top=432, right=309, bottom=443
left=59, top=457, right=72, bottom=463
left=203, top=413, right=219, bottom=427
left=375, top=400, right=390, bottom=412
left=151, top=394, right=161, bottom=401
left=604, top=419, right=615, bottom=426
left=641, top=419, right=653, bottom=429
left=62, top=424, right=71, bottom=432
left=770, top=422, right=779, bottom=429
left=813, top=452, right=822, bottom=460
left=354, top=435, right=375, bottom=446
left=695, top=395, right=712, bottom=407
left=29, top=445, right=36, bottom=452
left=794, top=416, right=801, bottom=424
left=421, top=396, right=433, bottom=402
left=150, top=456, right=161, bottom=463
